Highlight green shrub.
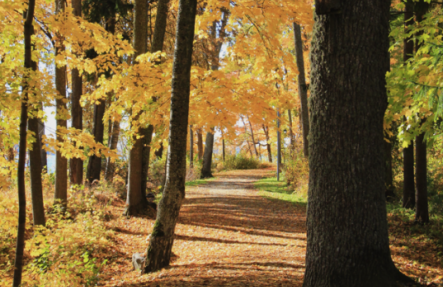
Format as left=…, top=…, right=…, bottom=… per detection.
left=220, top=154, right=260, bottom=170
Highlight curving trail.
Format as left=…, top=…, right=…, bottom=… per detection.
left=102, top=169, right=307, bottom=286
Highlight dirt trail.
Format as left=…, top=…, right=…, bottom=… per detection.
left=103, top=169, right=307, bottom=286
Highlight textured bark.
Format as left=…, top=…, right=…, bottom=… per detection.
left=144, top=0, right=197, bottom=272
left=385, top=140, right=395, bottom=201
left=126, top=0, right=149, bottom=215
left=86, top=100, right=105, bottom=183
left=197, top=130, right=203, bottom=160
left=105, top=119, right=120, bottom=181
left=141, top=125, right=154, bottom=198
left=402, top=0, right=415, bottom=209
left=414, top=2, right=430, bottom=224
left=263, top=124, right=272, bottom=163
left=201, top=131, right=214, bottom=178
left=293, top=23, right=309, bottom=158
left=54, top=0, right=68, bottom=207
left=28, top=60, right=45, bottom=226
left=303, top=1, right=414, bottom=286
left=14, top=1, right=35, bottom=285
left=70, top=0, right=83, bottom=186
left=190, top=125, right=194, bottom=167
left=415, top=132, right=429, bottom=223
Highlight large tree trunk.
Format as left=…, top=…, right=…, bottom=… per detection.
left=105, top=119, right=120, bottom=181
left=144, top=0, right=197, bottom=272
left=303, top=1, right=414, bottom=286
left=200, top=131, right=214, bottom=178
left=13, top=1, right=35, bottom=285
left=414, top=1, right=430, bottom=224
left=197, top=129, right=203, bottom=160
left=293, top=22, right=309, bottom=158
left=126, top=0, right=170, bottom=215
left=385, top=140, right=395, bottom=200
left=54, top=0, right=68, bottom=207
left=402, top=0, right=415, bottom=209
left=70, top=0, right=83, bottom=186
left=28, top=60, right=45, bottom=226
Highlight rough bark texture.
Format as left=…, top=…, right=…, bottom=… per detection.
left=14, top=1, right=35, bottom=285
left=28, top=61, right=45, bottom=226
left=70, top=0, right=83, bottom=186
left=414, top=2, right=430, bottom=224
left=385, top=140, right=395, bottom=200
left=54, top=0, right=68, bottom=207
left=126, top=0, right=149, bottom=216
left=190, top=125, right=194, bottom=167
left=293, top=22, right=309, bottom=158
left=144, top=0, right=197, bottom=272
left=402, top=0, right=415, bottom=209
left=201, top=131, right=214, bottom=178
left=197, top=130, right=203, bottom=160
left=105, top=119, right=120, bottom=181
left=86, top=100, right=105, bottom=183
left=141, top=125, right=154, bottom=198
left=303, top=1, right=414, bottom=286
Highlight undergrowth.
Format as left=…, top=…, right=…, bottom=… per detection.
left=254, top=176, right=307, bottom=206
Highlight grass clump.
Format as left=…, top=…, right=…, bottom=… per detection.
left=218, top=154, right=260, bottom=171
left=254, top=176, right=307, bottom=206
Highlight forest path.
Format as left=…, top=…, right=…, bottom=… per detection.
left=103, top=168, right=307, bottom=286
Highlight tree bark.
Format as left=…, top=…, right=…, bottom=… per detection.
left=385, top=140, right=395, bottom=200
left=303, top=1, right=414, bottom=286
left=190, top=125, right=194, bottom=167
left=70, top=0, right=83, bottom=186
left=126, top=0, right=170, bottom=215
left=414, top=1, right=430, bottom=224
left=38, top=118, right=47, bottom=170
left=222, top=139, right=225, bottom=162
left=247, top=116, right=259, bottom=157
left=105, top=119, right=120, bottom=181
left=402, top=0, right=415, bottom=209
left=86, top=100, right=105, bottom=183
left=197, top=129, right=203, bottom=160
left=54, top=0, right=68, bottom=208
left=263, top=124, right=272, bottom=163
left=144, top=0, right=197, bottom=272
left=293, top=22, right=309, bottom=158
left=276, top=111, right=281, bottom=181
left=201, top=130, right=214, bottom=178
left=288, top=109, right=295, bottom=149
left=14, top=1, right=35, bottom=285
left=28, top=60, right=45, bottom=226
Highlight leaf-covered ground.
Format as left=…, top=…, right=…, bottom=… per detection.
left=100, top=168, right=306, bottom=286
left=99, top=168, right=443, bottom=286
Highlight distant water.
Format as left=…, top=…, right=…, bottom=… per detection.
left=46, top=152, right=56, bottom=173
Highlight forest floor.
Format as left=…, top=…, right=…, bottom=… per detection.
left=99, top=168, right=443, bottom=286
left=100, top=168, right=307, bottom=286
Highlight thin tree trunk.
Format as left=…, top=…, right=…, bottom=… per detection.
left=402, top=0, right=415, bottom=209
left=54, top=0, right=68, bottom=207
left=126, top=0, right=170, bottom=215
left=303, top=1, right=413, bottom=286
left=293, top=22, right=309, bottom=158
left=28, top=60, right=45, bottom=226
left=197, top=129, right=203, bottom=160
left=201, top=130, right=214, bottom=178
left=13, top=1, right=35, bottom=285
left=414, top=2, right=430, bottom=224
left=105, top=119, right=120, bottom=181
left=144, top=0, right=197, bottom=272
left=247, top=116, right=259, bottom=157
left=70, top=0, right=83, bottom=186
left=288, top=110, right=295, bottom=149
left=222, top=139, right=225, bottom=162
left=263, top=124, right=272, bottom=163
left=190, top=125, right=194, bottom=167
left=86, top=100, right=105, bottom=183
left=276, top=111, right=281, bottom=181
left=38, top=118, right=47, bottom=170
left=126, top=0, right=149, bottom=215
